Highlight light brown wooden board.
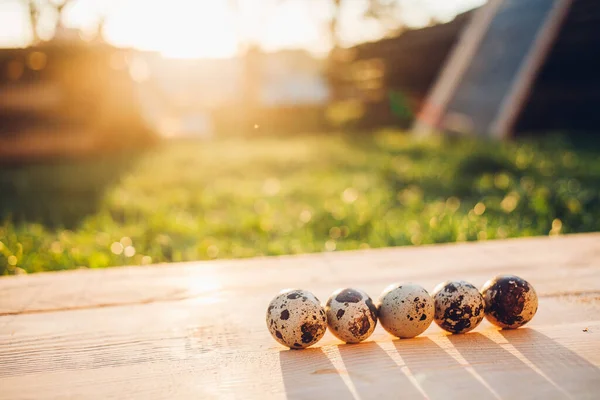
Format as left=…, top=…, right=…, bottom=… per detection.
left=1, top=233, right=599, bottom=399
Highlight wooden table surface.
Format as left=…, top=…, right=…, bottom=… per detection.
left=1, top=233, right=600, bottom=399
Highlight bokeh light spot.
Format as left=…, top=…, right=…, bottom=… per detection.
left=110, top=242, right=124, bottom=255
left=124, top=245, right=136, bottom=257
left=473, top=202, right=486, bottom=216
left=299, top=209, right=312, bottom=223
left=27, top=51, right=47, bottom=71
left=120, top=236, right=133, bottom=247
left=342, top=187, right=358, bottom=204
left=329, top=226, right=341, bottom=239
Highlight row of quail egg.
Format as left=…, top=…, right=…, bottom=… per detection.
left=266, top=275, right=538, bottom=349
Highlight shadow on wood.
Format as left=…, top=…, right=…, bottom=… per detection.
left=279, top=347, right=353, bottom=400
left=499, top=328, right=600, bottom=398
left=396, top=336, right=494, bottom=400
left=447, top=332, right=557, bottom=398
left=338, top=341, right=424, bottom=399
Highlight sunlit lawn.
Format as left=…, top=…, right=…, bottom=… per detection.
left=1, top=131, right=600, bottom=275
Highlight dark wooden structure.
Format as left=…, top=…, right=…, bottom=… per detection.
left=515, top=0, right=600, bottom=133
left=332, top=11, right=473, bottom=129
left=415, top=0, right=600, bottom=137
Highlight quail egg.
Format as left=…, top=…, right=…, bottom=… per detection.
left=325, top=288, right=378, bottom=343
left=377, top=283, right=434, bottom=338
left=481, top=275, right=538, bottom=329
left=266, top=289, right=327, bottom=349
left=432, top=280, right=484, bottom=334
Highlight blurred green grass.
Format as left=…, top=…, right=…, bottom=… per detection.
left=1, top=131, right=600, bottom=275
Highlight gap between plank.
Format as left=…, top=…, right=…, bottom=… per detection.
left=1, top=290, right=599, bottom=318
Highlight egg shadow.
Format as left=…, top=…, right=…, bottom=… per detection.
left=337, top=340, right=424, bottom=399
left=447, top=332, right=558, bottom=398
left=499, top=328, right=600, bottom=398
left=279, top=347, right=353, bottom=400
left=395, top=336, right=495, bottom=400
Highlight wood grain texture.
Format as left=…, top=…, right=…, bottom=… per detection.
left=1, top=233, right=599, bottom=399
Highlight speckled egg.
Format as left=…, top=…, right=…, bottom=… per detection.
left=432, top=281, right=485, bottom=334
left=325, top=288, right=378, bottom=343
left=481, top=275, right=538, bottom=329
left=377, top=283, right=434, bottom=338
left=266, top=289, right=327, bottom=349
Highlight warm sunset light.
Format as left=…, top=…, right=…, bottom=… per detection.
left=101, top=0, right=239, bottom=59
left=2, top=1, right=600, bottom=396
left=0, top=0, right=487, bottom=57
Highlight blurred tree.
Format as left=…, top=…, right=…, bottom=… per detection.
left=324, top=0, right=408, bottom=101
left=27, top=0, right=40, bottom=42
left=228, top=0, right=266, bottom=131
left=330, top=0, right=342, bottom=49
left=364, top=0, right=405, bottom=34
left=330, top=0, right=405, bottom=48
left=21, top=0, right=73, bottom=43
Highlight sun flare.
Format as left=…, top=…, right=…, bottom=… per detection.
left=102, top=0, right=239, bottom=59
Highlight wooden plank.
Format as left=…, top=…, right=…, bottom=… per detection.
left=1, top=233, right=599, bottom=399
left=2, top=233, right=599, bottom=316
left=414, top=0, right=504, bottom=134
left=414, top=0, right=573, bottom=137
left=490, top=0, right=573, bottom=137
